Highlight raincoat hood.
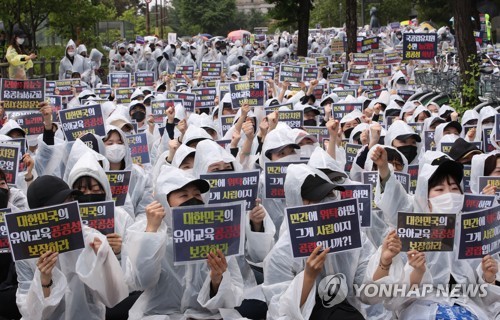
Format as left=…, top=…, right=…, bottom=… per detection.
left=192, top=139, right=239, bottom=178
left=67, top=152, right=112, bottom=200
left=284, top=163, right=334, bottom=208
left=470, top=151, right=500, bottom=194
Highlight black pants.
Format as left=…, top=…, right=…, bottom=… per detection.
left=0, top=287, right=21, bottom=320
left=309, top=295, right=365, bottom=320
left=235, top=299, right=268, bottom=320
left=105, top=291, right=142, bottom=320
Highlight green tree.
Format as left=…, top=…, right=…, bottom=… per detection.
left=120, top=8, right=146, bottom=36
left=346, top=0, right=357, bottom=61
left=171, top=0, right=237, bottom=36
left=266, top=0, right=313, bottom=56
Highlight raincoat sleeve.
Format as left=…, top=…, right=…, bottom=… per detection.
left=76, top=229, right=129, bottom=307
left=34, top=134, right=67, bottom=178
left=122, top=218, right=168, bottom=291
left=476, top=260, right=500, bottom=317
left=374, top=172, right=413, bottom=227
left=15, top=260, right=67, bottom=320
left=130, top=166, right=154, bottom=217
left=197, top=256, right=244, bottom=310
left=6, top=46, right=33, bottom=69
left=245, top=206, right=275, bottom=264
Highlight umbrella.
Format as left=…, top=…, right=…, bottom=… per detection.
left=200, top=33, right=212, bottom=39
left=419, top=21, right=436, bottom=31
left=227, top=30, right=251, bottom=42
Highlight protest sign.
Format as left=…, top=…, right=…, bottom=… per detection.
left=79, top=201, right=115, bottom=235
left=105, top=170, right=131, bottom=206
left=496, top=114, right=500, bottom=141
left=352, top=53, right=369, bottom=65
left=339, top=184, right=372, bottom=227
left=54, top=79, right=81, bottom=96
left=12, top=112, right=44, bottom=136
left=201, top=170, right=259, bottom=211
left=251, top=60, right=268, bottom=67
left=312, top=84, right=325, bottom=100
left=279, top=65, right=303, bottom=83
left=286, top=198, right=362, bottom=258
left=134, top=71, right=155, bottom=87
left=45, top=81, right=56, bottom=96
left=94, top=87, right=112, bottom=99
left=172, top=202, right=245, bottom=264
left=266, top=110, right=303, bottom=128
left=424, top=130, right=436, bottom=151
left=229, top=80, right=265, bottom=109
left=114, top=87, right=134, bottom=104
left=331, top=103, right=362, bottom=120
left=373, top=64, right=392, bottom=78
left=458, top=205, right=500, bottom=259
left=462, top=193, right=496, bottom=213
left=175, top=65, right=195, bottom=81
left=127, top=132, right=149, bottom=164
left=265, top=161, right=306, bottom=198
left=108, top=73, right=131, bottom=88
left=463, top=165, right=472, bottom=193
left=165, top=91, right=196, bottom=113
left=440, top=142, right=454, bottom=155
left=478, top=176, right=500, bottom=196
left=397, top=90, right=416, bottom=102
left=360, top=37, right=379, bottom=53
left=302, top=67, right=318, bottom=82
left=483, top=128, right=495, bottom=152
left=0, top=145, right=20, bottom=185
left=151, top=99, right=182, bottom=123
left=348, top=67, right=367, bottom=81
left=397, top=212, right=456, bottom=252
left=344, top=143, right=363, bottom=173
left=201, top=62, right=222, bottom=79
left=0, top=208, right=12, bottom=253
left=220, top=115, right=235, bottom=137
left=385, top=52, right=402, bottom=64
left=331, top=89, right=357, bottom=98
left=4, top=201, right=84, bottom=261
left=59, top=104, right=105, bottom=142
left=191, top=87, right=217, bottom=109
left=403, top=33, right=438, bottom=60
left=360, top=79, right=382, bottom=91
left=316, top=56, right=329, bottom=68
left=254, top=66, right=275, bottom=80
left=1, top=78, right=45, bottom=112
left=408, top=164, right=419, bottom=194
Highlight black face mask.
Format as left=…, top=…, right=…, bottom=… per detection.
left=344, top=127, right=354, bottom=139
left=131, top=111, right=146, bottom=122
left=304, top=119, right=317, bottom=126
left=77, top=193, right=106, bottom=203
left=0, top=188, right=9, bottom=209
left=397, top=145, right=418, bottom=164
left=179, top=197, right=204, bottom=207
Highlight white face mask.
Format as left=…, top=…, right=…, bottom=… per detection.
left=67, top=51, right=75, bottom=57
left=183, top=168, right=194, bottom=176
left=105, top=144, right=127, bottom=163
left=428, top=193, right=464, bottom=213
left=300, top=144, right=317, bottom=158
left=16, top=38, right=25, bottom=45
left=405, top=116, right=413, bottom=123
left=276, top=153, right=301, bottom=163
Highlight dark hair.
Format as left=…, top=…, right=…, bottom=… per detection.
left=428, top=173, right=462, bottom=194
left=9, top=36, right=27, bottom=55
left=484, top=154, right=500, bottom=176
left=73, top=176, right=104, bottom=193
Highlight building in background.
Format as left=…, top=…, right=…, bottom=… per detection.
left=236, top=0, right=274, bottom=13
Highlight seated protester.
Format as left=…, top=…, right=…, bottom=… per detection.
left=103, top=127, right=154, bottom=217
left=67, top=153, right=138, bottom=320
left=426, top=101, right=440, bottom=116
left=291, top=128, right=320, bottom=159
left=192, top=139, right=275, bottom=319
left=0, top=119, right=26, bottom=138
left=16, top=175, right=128, bottom=320
left=182, top=125, right=213, bottom=149
left=438, top=104, right=457, bottom=122
left=258, top=123, right=301, bottom=237
left=152, top=142, right=196, bottom=184
left=449, top=138, right=483, bottom=165
left=407, top=105, right=431, bottom=123
left=219, top=93, right=237, bottom=116
left=122, top=166, right=244, bottom=319
left=128, top=100, right=159, bottom=153
left=384, top=120, right=422, bottom=165
left=0, top=167, right=28, bottom=320
left=294, top=103, right=320, bottom=127
left=400, top=101, right=417, bottom=123
left=262, top=164, right=398, bottom=319
left=461, top=109, right=480, bottom=142
left=369, top=91, right=390, bottom=123
left=474, top=106, right=496, bottom=142
left=433, top=121, right=462, bottom=152
left=470, top=151, right=500, bottom=195
left=222, top=104, right=259, bottom=156
left=339, top=109, right=363, bottom=140
left=370, top=148, right=499, bottom=319
left=381, top=101, right=401, bottom=126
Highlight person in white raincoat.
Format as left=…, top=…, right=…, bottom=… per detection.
left=102, top=126, right=154, bottom=217
left=262, top=163, right=404, bottom=319
left=470, top=151, right=500, bottom=195
left=58, top=39, right=89, bottom=80
left=122, top=165, right=244, bottom=319
left=384, top=120, right=422, bottom=165
left=16, top=175, right=129, bottom=320
left=370, top=146, right=500, bottom=319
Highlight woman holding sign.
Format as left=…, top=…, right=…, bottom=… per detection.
left=122, top=166, right=244, bottom=319
left=371, top=147, right=499, bottom=319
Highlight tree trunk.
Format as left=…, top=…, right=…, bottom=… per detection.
left=297, top=0, right=311, bottom=57
left=452, top=0, right=479, bottom=108
left=346, top=0, right=357, bottom=62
